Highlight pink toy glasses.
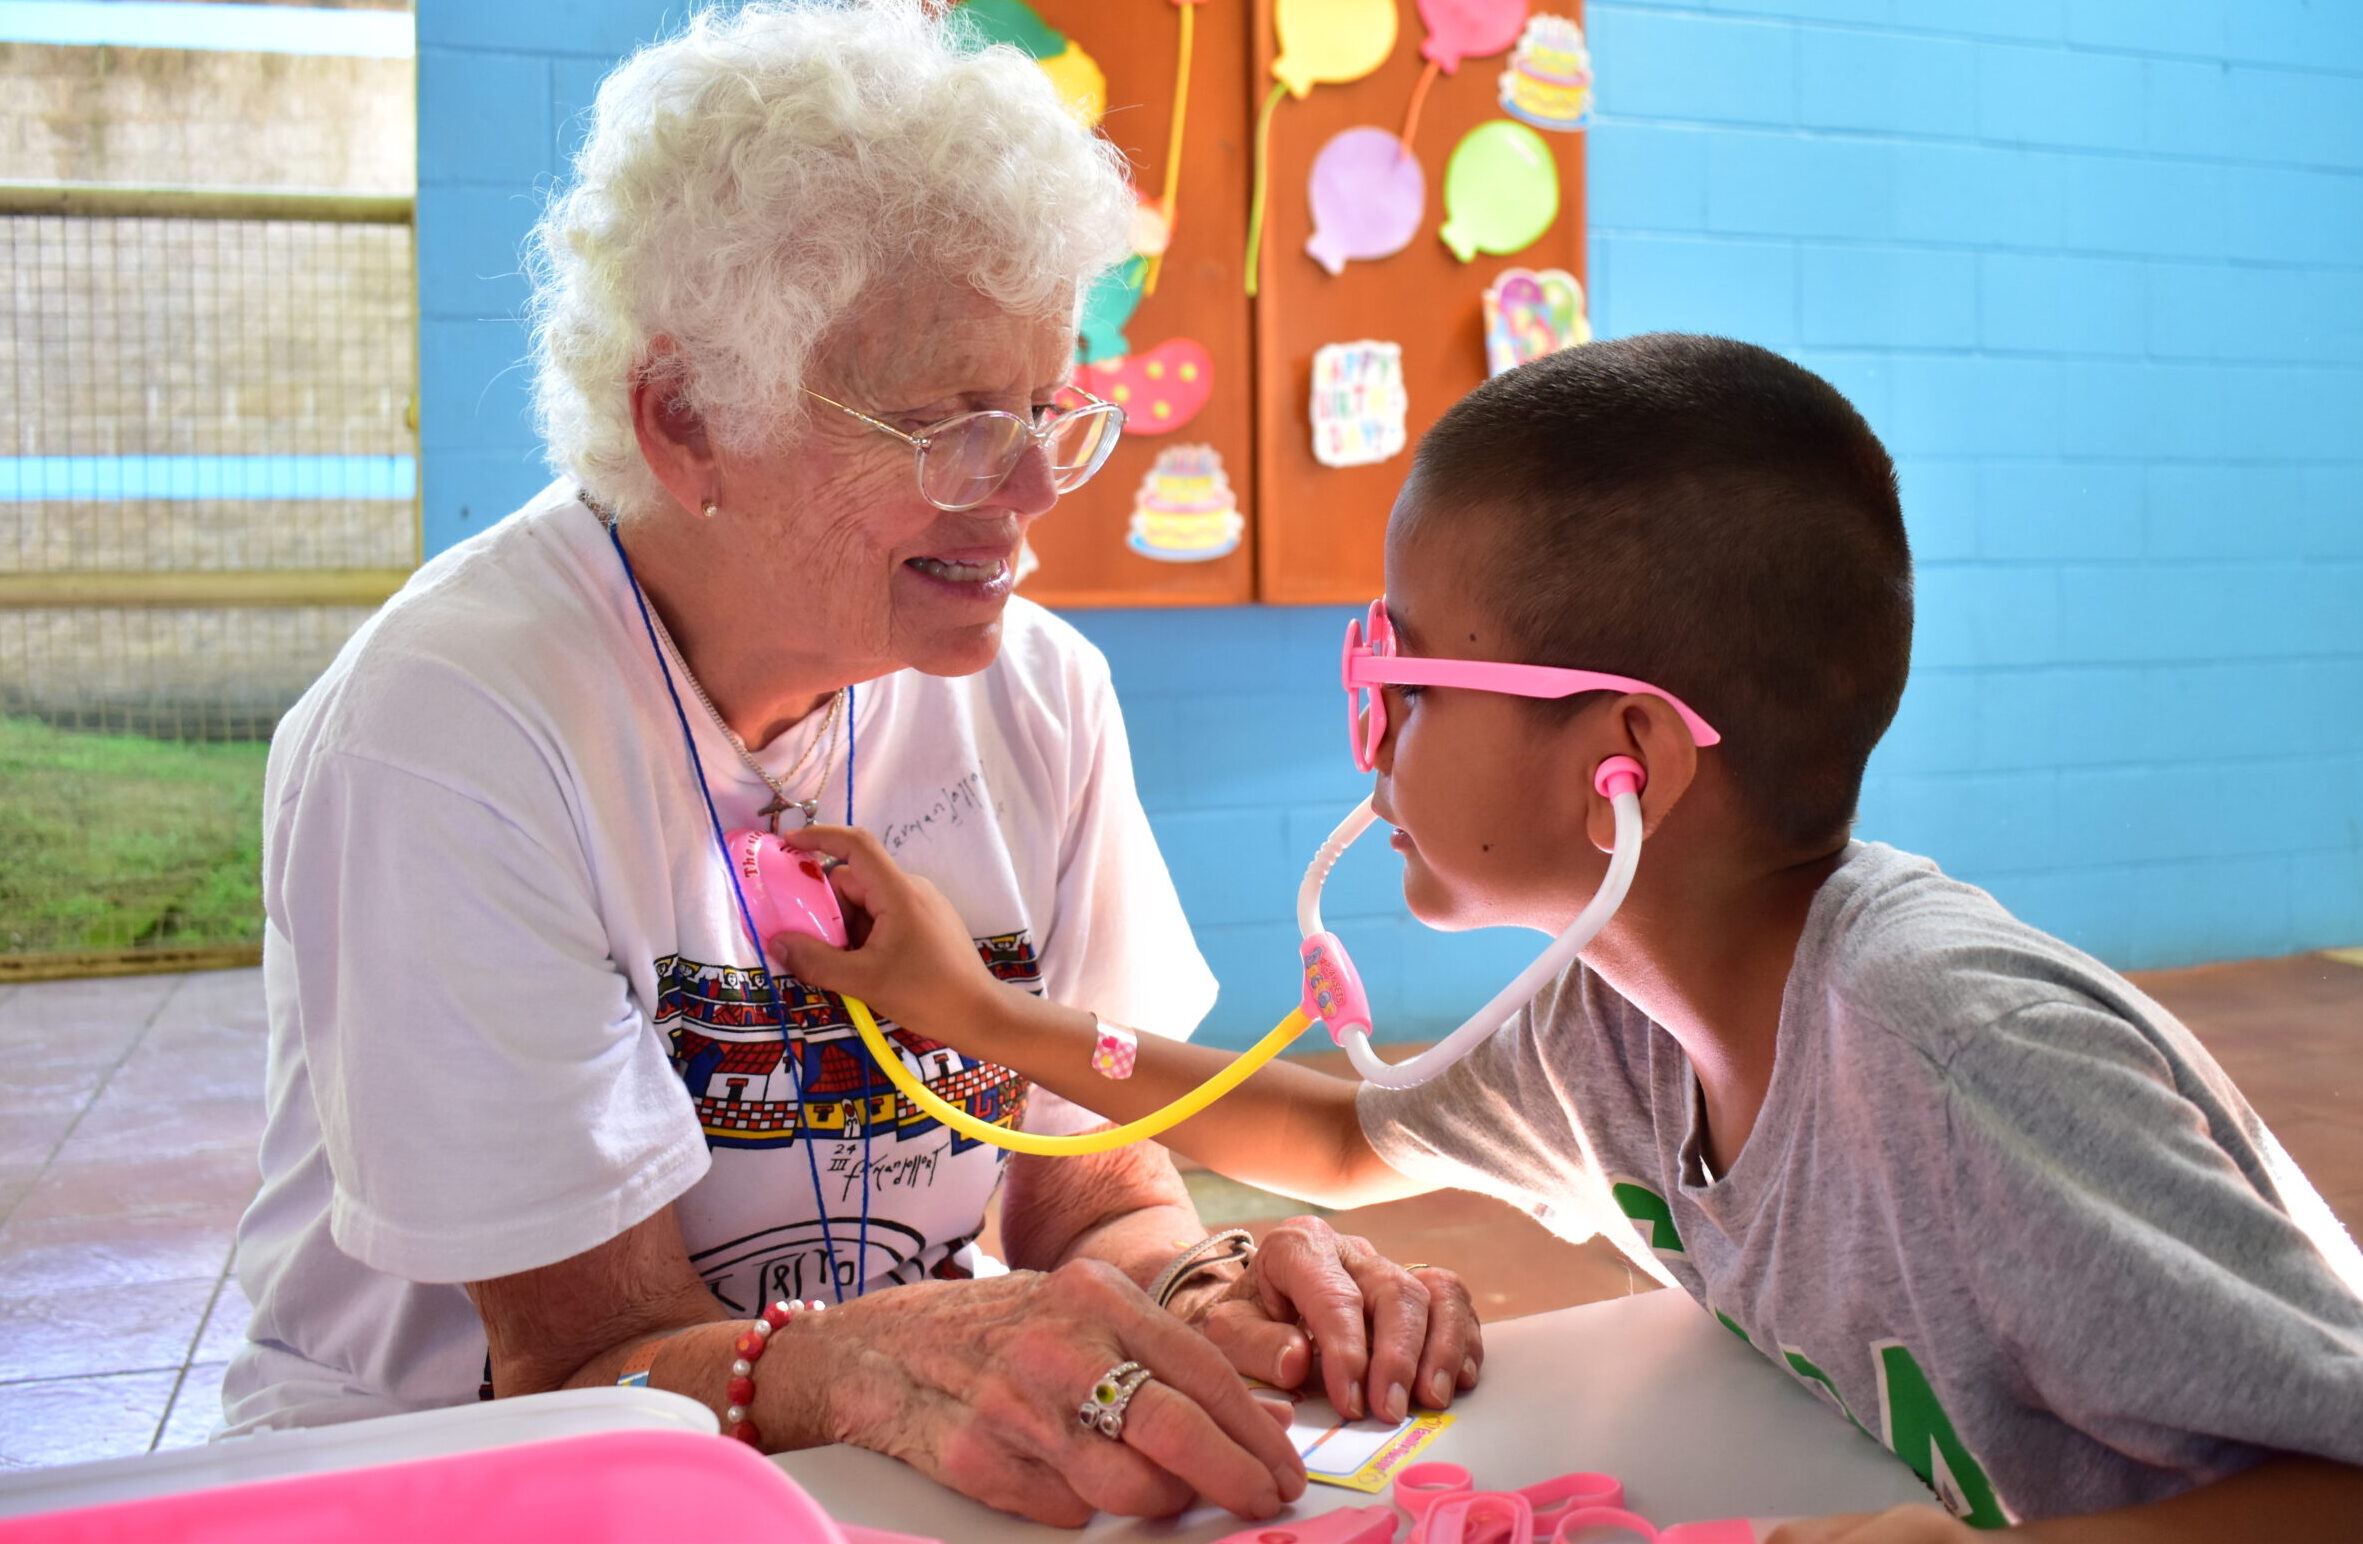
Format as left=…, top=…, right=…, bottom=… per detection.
left=1341, top=599, right=1724, bottom=773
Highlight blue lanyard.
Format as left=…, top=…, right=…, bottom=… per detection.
left=607, top=517, right=872, bottom=1303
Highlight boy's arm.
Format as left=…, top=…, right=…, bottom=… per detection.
left=772, top=824, right=1431, bottom=1211
left=1771, top=1453, right=2363, bottom=1541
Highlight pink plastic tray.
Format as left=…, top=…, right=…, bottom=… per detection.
left=0, top=1427, right=936, bottom=1544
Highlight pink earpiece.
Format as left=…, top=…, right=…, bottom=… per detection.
left=726, top=829, right=849, bottom=949
left=1592, top=755, right=1646, bottom=800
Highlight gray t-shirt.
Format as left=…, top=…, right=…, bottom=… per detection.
left=1360, top=842, right=2363, bottom=1525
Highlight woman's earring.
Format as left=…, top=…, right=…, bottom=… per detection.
left=699, top=498, right=720, bottom=519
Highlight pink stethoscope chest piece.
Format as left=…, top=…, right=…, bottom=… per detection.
left=728, top=829, right=849, bottom=949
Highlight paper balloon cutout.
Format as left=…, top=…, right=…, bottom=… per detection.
left=1439, top=120, right=1558, bottom=262
left=1310, top=340, right=1408, bottom=468
left=1078, top=256, right=1147, bottom=366
left=1128, top=444, right=1243, bottom=562
left=1081, top=337, right=1214, bottom=435
left=1498, top=15, right=1594, bottom=132
left=955, top=1, right=1103, bottom=125
left=1305, top=128, right=1425, bottom=275
left=1482, top=266, right=1590, bottom=375
left=1037, top=40, right=1106, bottom=127
left=1419, top=0, right=1529, bottom=73
left=957, top=0, right=1064, bottom=58
left=1273, top=0, right=1399, bottom=97
left=1129, top=198, right=1172, bottom=259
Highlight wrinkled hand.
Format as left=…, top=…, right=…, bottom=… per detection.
left=821, top=1259, right=1306, bottom=1526
left=1172, top=1215, right=1483, bottom=1424
left=1766, top=1507, right=1981, bottom=1543
left=771, top=824, right=1007, bottom=1034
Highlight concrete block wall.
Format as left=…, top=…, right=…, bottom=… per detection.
left=417, top=1, right=2363, bottom=1047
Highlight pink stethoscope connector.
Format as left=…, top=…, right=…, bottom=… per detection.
left=1296, top=758, right=1649, bottom=1091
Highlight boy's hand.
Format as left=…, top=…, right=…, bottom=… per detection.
left=1766, top=1508, right=1977, bottom=1543
left=769, top=824, right=1005, bottom=1034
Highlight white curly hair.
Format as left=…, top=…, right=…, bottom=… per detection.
left=526, top=0, right=1135, bottom=516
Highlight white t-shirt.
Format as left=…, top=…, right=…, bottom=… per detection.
left=225, top=482, right=1216, bottom=1433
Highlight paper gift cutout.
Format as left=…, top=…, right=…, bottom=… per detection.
left=1081, top=337, right=1214, bottom=435
left=1273, top=0, right=1400, bottom=97
left=1439, top=119, right=1558, bottom=262
left=1128, top=444, right=1244, bottom=562
left=1498, top=15, right=1594, bottom=132
left=1310, top=341, right=1409, bottom=468
left=1482, top=266, right=1590, bottom=375
left=1306, top=128, right=1426, bottom=275
left=1418, top=0, right=1530, bottom=72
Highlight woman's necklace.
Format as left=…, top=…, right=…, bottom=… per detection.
left=641, top=595, right=846, bottom=833
left=604, top=512, right=873, bottom=1302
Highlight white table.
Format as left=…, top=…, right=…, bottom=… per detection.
left=774, top=1288, right=1934, bottom=1541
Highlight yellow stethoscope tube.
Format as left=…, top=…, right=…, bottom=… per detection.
left=844, top=997, right=1314, bottom=1155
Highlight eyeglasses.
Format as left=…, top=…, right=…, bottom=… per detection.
left=1341, top=599, right=1723, bottom=773
left=802, top=385, right=1125, bottom=513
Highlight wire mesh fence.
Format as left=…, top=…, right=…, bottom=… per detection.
left=1, top=190, right=415, bottom=967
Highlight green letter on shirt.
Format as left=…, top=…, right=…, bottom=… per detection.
left=1781, top=1345, right=1873, bottom=1440
left=1875, top=1340, right=2007, bottom=1528
left=1611, top=1180, right=1683, bottom=1252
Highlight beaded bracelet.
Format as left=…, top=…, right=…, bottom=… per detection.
left=724, top=1298, right=826, bottom=1447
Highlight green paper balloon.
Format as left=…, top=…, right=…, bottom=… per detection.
left=1438, top=119, right=1560, bottom=263
left=957, top=0, right=1066, bottom=61
left=1077, top=256, right=1148, bottom=366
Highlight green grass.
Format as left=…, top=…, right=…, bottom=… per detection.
left=0, top=716, right=268, bottom=956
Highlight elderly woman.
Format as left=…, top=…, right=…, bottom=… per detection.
left=225, top=0, right=1479, bottom=1526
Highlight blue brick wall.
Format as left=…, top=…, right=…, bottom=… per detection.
left=418, top=1, right=2363, bottom=1048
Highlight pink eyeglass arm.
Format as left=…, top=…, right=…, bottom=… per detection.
left=1348, top=656, right=1723, bottom=747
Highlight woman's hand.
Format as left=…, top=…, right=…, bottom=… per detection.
left=817, top=1258, right=1307, bottom=1526
left=772, top=824, right=1008, bottom=1036
left=1170, top=1216, right=1484, bottom=1424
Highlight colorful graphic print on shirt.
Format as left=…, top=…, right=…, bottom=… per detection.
left=654, top=931, right=1045, bottom=1154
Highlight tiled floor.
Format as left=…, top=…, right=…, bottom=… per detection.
left=1, top=952, right=2356, bottom=1471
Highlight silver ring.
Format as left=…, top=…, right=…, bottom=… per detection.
left=1077, top=1360, right=1154, bottom=1439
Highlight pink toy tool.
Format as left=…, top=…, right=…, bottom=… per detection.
left=1397, top=1462, right=1624, bottom=1539
left=728, top=828, right=849, bottom=949
left=1211, top=1505, right=1400, bottom=1544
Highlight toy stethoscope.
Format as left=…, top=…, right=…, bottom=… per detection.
left=747, top=600, right=1721, bottom=1159
left=1196, top=1462, right=1771, bottom=1544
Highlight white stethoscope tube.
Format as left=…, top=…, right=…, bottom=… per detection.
left=1296, top=789, right=1645, bottom=1090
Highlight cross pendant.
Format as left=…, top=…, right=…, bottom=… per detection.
left=761, top=795, right=822, bottom=835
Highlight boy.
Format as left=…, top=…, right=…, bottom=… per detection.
left=777, top=336, right=2363, bottom=1538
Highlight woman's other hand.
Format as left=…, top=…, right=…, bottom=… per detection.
left=770, top=823, right=1002, bottom=1034
left=1170, top=1215, right=1483, bottom=1425
left=823, top=1258, right=1307, bottom=1526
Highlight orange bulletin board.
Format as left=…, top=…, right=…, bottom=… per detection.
left=1019, top=0, right=1259, bottom=608
left=1002, top=0, right=1589, bottom=610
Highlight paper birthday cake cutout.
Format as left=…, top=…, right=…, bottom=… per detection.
left=1498, top=15, right=1594, bottom=132
left=1127, top=444, right=1244, bottom=562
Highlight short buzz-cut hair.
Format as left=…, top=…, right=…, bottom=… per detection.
left=1399, top=334, right=1912, bottom=853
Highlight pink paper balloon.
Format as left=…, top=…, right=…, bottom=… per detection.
left=1305, top=127, right=1426, bottom=276
left=1418, top=0, right=1529, bottom=73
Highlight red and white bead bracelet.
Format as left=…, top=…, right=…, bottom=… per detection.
left=724, top=1298, right=826, bottom=1447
